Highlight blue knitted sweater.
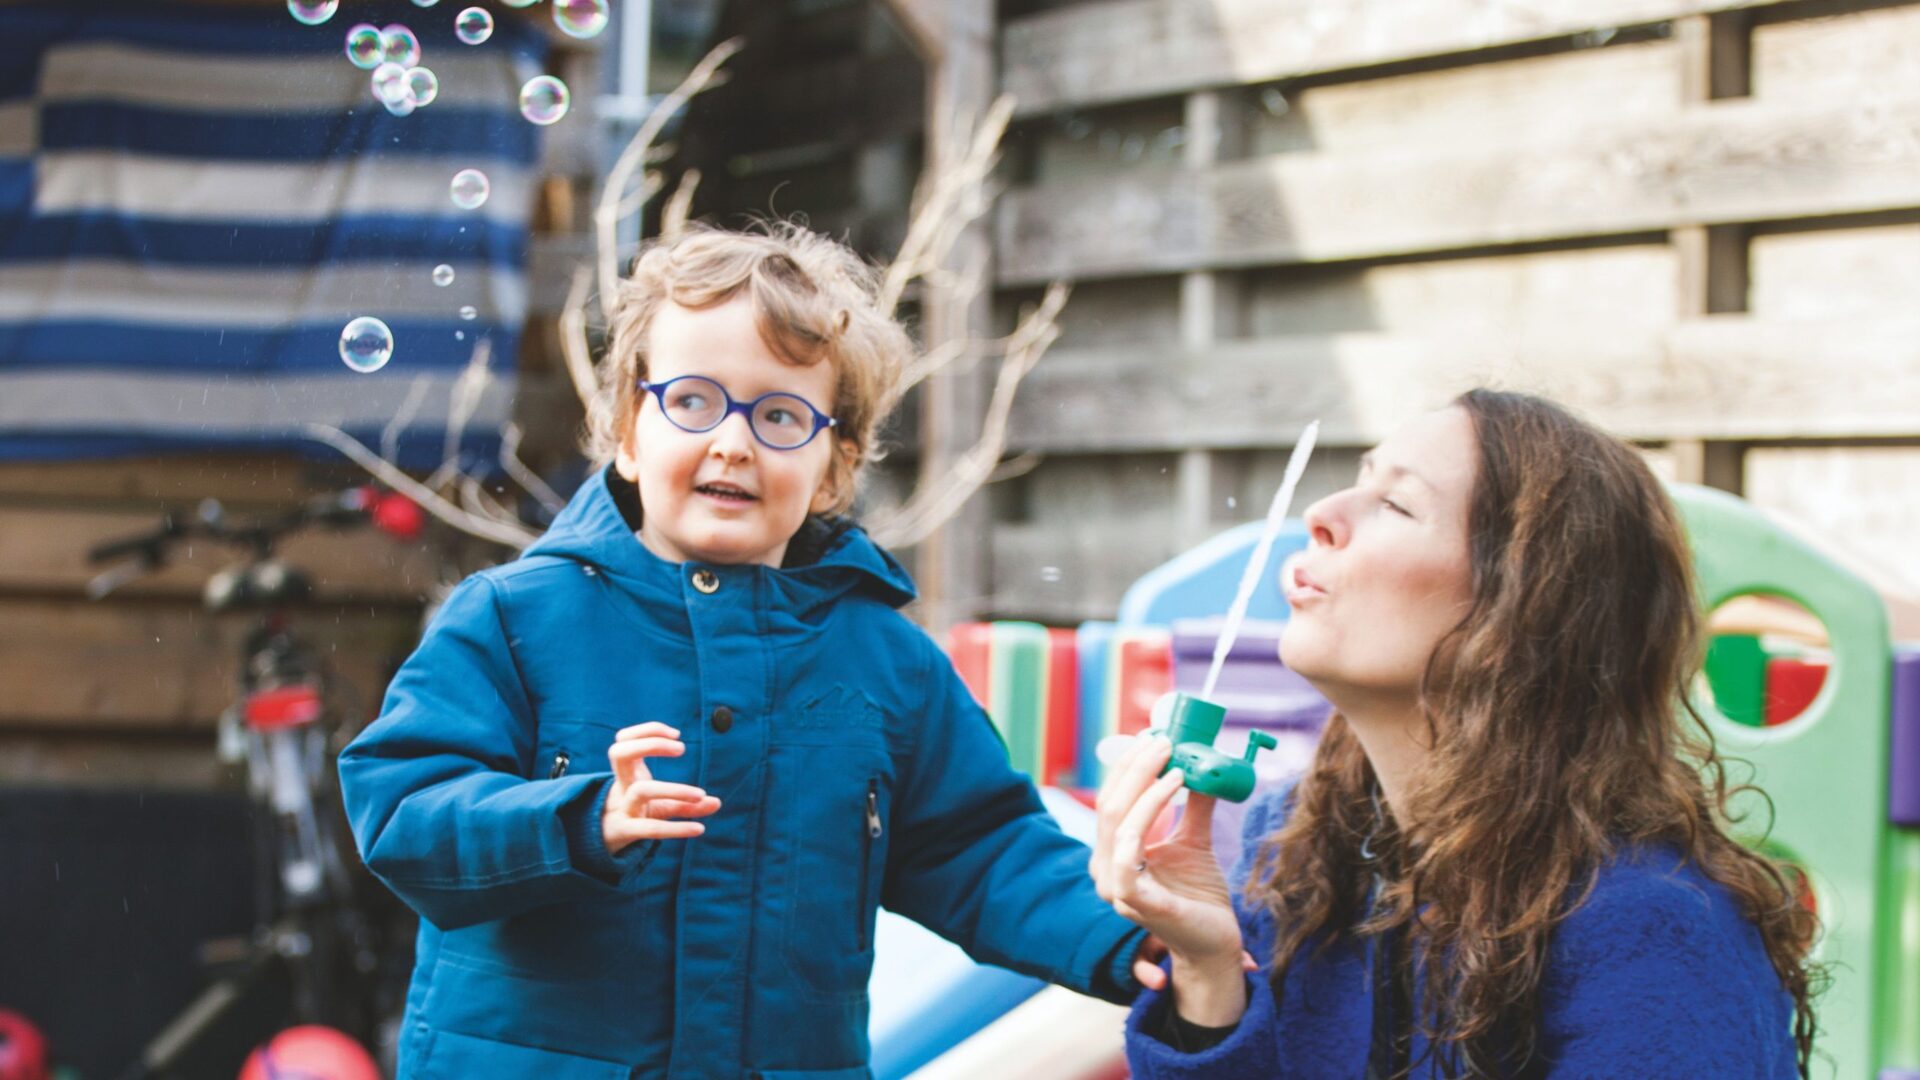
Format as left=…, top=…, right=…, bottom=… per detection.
left=1125, top=786, right=1801, bottom=1079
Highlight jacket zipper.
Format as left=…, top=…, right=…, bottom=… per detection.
left=858, top=779, right=882, bottom=951
left=549, top=751, right=570, bottom=779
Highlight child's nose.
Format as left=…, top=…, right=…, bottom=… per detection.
left=707, top=410, right=756, bottom=460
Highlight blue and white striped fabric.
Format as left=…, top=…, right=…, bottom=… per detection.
left=0, top=2, right=547, bottom=466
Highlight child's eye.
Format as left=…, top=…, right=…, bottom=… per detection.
left=671, top=392, right=709, bottom=411
left=764, top=407, right=796, bottom=426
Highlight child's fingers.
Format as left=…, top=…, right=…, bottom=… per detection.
left=1134, top=956, right=1168, bottom=992
left=642, top=795, right=722, bottom=820
left=615, top=721, right=681, bottom=741
left=608, top=738, right=685, bottom=786
left=620, top=781, right=712, bottom=817
left=614, top=818, right=707, bottom=844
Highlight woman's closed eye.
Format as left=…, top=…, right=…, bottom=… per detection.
left=1382, top=495, right=1413, bottom=518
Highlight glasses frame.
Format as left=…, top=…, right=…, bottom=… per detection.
left=637, top=375, right=839, bottom=451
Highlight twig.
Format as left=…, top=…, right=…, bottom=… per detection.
left=500, top=422, right=566, bottom=513
left=662, top=168, right=702, bottom=239
left=303, top=424, right=537, bottom=548
left=558, top=265, right=598, bottom=411
left=876, top=94, right=1014, bottom=317
left=595, top=37, right=744, bottom=323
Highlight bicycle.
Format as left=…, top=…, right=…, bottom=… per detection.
left=87, top=486, right=425, bottom=1080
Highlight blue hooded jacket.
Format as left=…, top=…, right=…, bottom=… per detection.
left=338, top=467, right=1145, bottom=1079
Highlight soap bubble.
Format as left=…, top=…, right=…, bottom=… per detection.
left=519, top=75, right=570, bottom=125
left=344, top=24, right=383, bottom=68
left=411, top=0, right=441, bottom=6
left=381, top=24, right=421, bottom=68
left=383, top=95, right=417, bottom=118
left=458, top=305, right=478, bottom=321
left=432, top=264, right=455, bottom=287
left=449, top=168, right=490, bottom=210
left=371, top=62, right=410, bottom=107
left=454, top=7, right=494, bottom=44
left=552, top=0, right=609, bottom=39
left=339, top=317, right=393, bottom=373
left=502, top=0, right=538, bottom=7
left=288, top=0, right=337, bottom=26
left=1040, top=566, right=1062, bottom=583
left=406, top=66, right=439, bottom=107
left=455, top=330, right=466, bottom=341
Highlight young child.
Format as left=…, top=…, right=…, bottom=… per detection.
left=338, top=223, right=1148, bottom=1078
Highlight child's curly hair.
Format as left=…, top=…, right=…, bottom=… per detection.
left=585, top=221, right=912, bottom=516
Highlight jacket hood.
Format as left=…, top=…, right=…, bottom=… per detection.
left=520, top=465, right=917, bottom=609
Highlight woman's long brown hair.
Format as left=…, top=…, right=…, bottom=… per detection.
left=1245, top=389, right=1823, bottom=1077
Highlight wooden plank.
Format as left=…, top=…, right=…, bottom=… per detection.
left=1749, top=219, right=1920, bottom=321
left=996, top=93, right=1920, bottom=284
left=0, top=507, right=441, bottom=603
left=1244, top=38, right=1685, bottom=158
left=1005, top=316, right=1920, bottom=452
left=1751, top=2, right=1920, bottom=104
left=0, top=455, right=348, bottom=510
left=0, top=730, right=231, bottom=790
left=0, top=599, right=414, bottom=729
left=1001, top=0, right=1800, bottom=115
left=1743, top=445, right=1920, bottom=640
left=1245, top=243, right=1680, bottom=335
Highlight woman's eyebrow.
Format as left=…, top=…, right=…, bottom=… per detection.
left=1359, top=450, right=1433, bottom=492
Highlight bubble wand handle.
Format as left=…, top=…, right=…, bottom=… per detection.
left=1201, top=420, right=1320, bottom=699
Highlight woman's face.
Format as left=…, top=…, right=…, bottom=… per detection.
left=1280, top=406, right=1478, bottom=702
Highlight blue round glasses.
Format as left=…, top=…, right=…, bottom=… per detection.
left=638, top=375, right=838, bottom=451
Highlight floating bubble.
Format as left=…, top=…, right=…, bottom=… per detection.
left=519, top=76, right=570, bottom=125
left=383, top=95, right=417, bottom=118
left=552, top=0, right=610, bottom=39
left=406, top=66, right=439, bottom=107
left=344, top=23, right=383, bottom=68
left=454, top=330, right=466, bottom=341
left=1040, top=566, right=1063, bottom=583
left=432, top=264, right=455, bottom=287
left=501, top=0, right=539, bottom=7
left=411, top=0, right=441, bottom=6
left=372, top=62, right=410, bottom=107
left=454, top=7, right=494, bottom=45
left=459, top=305, right=478, bottom=321
left=288, top=0, right=338, bottom=26
left=449, top=168, right=490, bottom=210
left=381, top=24, right=421, bottom=68
left=339, top=316, right=393, bottom=373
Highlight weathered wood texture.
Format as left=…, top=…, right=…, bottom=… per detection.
left=1002, top=0, right=1797, bottom=114
left=0, top=599, right=414, bottom=730
left=997, top=91, right=1920, bottom=284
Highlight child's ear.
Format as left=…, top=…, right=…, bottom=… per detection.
left=614, top=431, right=641, bottom=484
left=808, top=440, right=851, bottom=515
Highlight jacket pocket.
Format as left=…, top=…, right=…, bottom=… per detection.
left=776, top=746, right=892, bottom=999
left=420, top=1028, right=633, bottom=1079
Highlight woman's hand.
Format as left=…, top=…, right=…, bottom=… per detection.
left=601, top=721, right=722, bottom=855
left=1095, top=734, right=1251, bottom=1026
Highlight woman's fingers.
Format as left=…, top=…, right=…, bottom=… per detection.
left=1095, top=737, right=1174, bottom=873
left=1175, top=790, right=1218, bottom=848
left=1111, top=769, right=1186, bottom=902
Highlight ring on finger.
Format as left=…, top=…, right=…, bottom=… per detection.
left=1134, top=859, right=1149, bottom=874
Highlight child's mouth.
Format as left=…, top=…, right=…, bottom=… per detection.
left=695, top=482, right=758, bottom=505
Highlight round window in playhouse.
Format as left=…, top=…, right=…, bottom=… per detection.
left=1695, top=593, right=1831, bottom=734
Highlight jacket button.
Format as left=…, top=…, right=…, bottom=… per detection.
left=711, top=705, right=734, bottom=733
left=691, top=569, right=720, bottom=594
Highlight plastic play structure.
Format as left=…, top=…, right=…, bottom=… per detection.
left=870, top=485, right=1920, bottom=1080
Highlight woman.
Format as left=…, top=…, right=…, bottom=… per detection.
left=1095, top=391, right=1820, bottom=1078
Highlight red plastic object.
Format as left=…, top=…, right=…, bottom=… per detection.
left=1115, top=632, right=1174, bottom=737
left=1764, top=655, right=1828, bottom=727
left=1044, top=628, right=1079, bottom=786
left=0, top=1009, right=49, bottom=1080
left=947, top=623, right=993, bottom=709
left=244, top=685, right=323, bottom=730
left=238, top=1025, right=380, bottom=1080
left=370, top=490, right=426, bottom=541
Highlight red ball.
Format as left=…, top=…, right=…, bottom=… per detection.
left=371, top=491, right=426, bottom=542
left=238, top=1026, right=380, bottom=1080
left=0, top=1009, right=48, bottom=1080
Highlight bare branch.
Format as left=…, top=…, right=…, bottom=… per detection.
left=868, top=282, right=1068, bottom=549
left=662, top=168, right=702, bottom=240
left=595, top=37, right=744, bottom=323
left=876, top=94, right=1014, bottom=317
left=381, top=374, right=434, bottom=463
left=303, top=424, right=537, bottom=549
left=558, top=265, right=598, bottom=412
left=500, top=422, right=566, bottom=514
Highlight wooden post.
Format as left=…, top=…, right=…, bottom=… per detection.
left=1671, top=12, right=1751, bottom=493
left=1175, top=90, right=1247, bottom=549
left=883, top=0, right=995, bottom=629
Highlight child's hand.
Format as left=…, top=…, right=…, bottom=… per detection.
left=601, top=722, right=721, bottom=855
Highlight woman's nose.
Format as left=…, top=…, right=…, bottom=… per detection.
left=1303, top=492, right=1345, bottom=549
